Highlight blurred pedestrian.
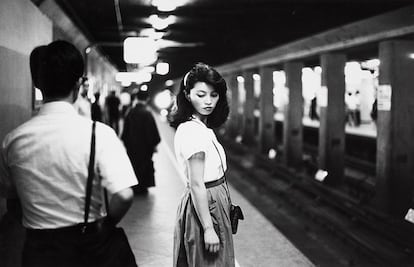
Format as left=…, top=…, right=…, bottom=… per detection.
left=91, top=92, right=103, bottom=122
left=309, top=95, right=319, bottom=120
left=122, top=90, right=160, bottom=194
left=73, top=77, right=91, bottom=118
left=105, top=90, right=121, bottom=134
left=169, top=63, right=235, bottom=266
left=0, top=40, right=137, bottom=267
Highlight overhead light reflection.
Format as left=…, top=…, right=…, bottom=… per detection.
left=123, top=37, right=158, bottom=65
left=156, top=62, right=169, bottom=75
left=152, top=0, right=187, bottom=12
left=165, top=80, right=174, bottom=87
left=149, top=15, right=175, bottom=31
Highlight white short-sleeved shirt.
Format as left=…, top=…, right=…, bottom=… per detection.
left=174, top=118, right=227, bottom=183
left=0, top=101, right=138, bottom=229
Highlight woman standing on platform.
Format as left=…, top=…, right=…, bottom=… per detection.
left=169, top=62, right=234, bottom=266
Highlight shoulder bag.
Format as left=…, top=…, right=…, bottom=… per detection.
left=83, top=121, right=138, bottom=267
left=212, top=140, right=244, bottom=234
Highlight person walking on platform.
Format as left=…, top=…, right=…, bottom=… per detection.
left=91, top=92, right=103, bottom=122
left=169, top=62, right=235, bottom=266
left=122, top=90, right=161, bottom=194
left=0, top=40, right=138, bottom=267
left=73, top=77, right=91, bottom=118
left=105, top=90, right=121, bottom=134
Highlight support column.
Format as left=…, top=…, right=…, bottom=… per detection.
left=319, top=53, right=346, bottom=185
left=226, top=74, right=239, bottom=139
left=283, top=62, right=304, bottom=168
left=375, top=41, right=414, bottom=217
left=258, top=66, right=275, bottom=154
left=242, top=69, right=255, bottom=146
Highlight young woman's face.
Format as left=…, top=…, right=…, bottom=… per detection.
left=187, top=82, right=219, bottom=118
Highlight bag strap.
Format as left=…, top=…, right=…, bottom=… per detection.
left=83, top=121, right=96, bottom=231
left=211, top=140, right=233, bottom=205
left=189, top=117, right=233, bottom=204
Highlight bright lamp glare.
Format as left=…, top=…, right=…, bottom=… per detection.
left=152, top=0, right=185, bottom=12
left=124, top=37, right=157, bottom=64
left=35, top=87, right=43, bottom=102
left=268, top=149, right=277, bottom=159
left=121, top=80, right=132, bottom=87
left=154, top=90, right=173, bottom=109
left=156, top=62, right=169, bottom=75
left=140, top=84, right=148, bottom=91
left=253, top=74, right=260, bottom=81
left=237, top=76, right=244, bottom=83
left=116, top=71, right=152, bottom=84
left=315, top=169, right=328, bottom=182
left=165, top=80, right=174, bottom=87
left=142, top=66, right=155, bottom=73
left=149, top=15, right=175, bottom=30
left=120, top=92, right=131, bottom=105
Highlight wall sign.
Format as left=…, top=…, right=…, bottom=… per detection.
left=377, top=84, right=392, bottom=111
left=317, top=86, right=328, bottom=107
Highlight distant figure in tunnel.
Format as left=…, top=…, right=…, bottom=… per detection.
left=105, top=90, right=121, bottom=134
left=309, top=95, right=319, bottom=120
left=121, top=90, right=161, bottom=194
left=73, top=77, right=91, bottom=118
left=0, top=40, right=137, bottom=267
left=91, top=92, right=103, bottom=122
left=169, top=63, right=235, bottom=266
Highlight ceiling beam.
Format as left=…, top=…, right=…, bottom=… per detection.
left=216, top=5, right=414, bottom=74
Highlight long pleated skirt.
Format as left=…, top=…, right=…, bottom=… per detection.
left=173, top=182, right=235, bottom=267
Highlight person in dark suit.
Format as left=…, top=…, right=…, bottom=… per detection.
left=105, top=90, right=121, bottom=134
left=91, top=92, right=103, bottom=122
left=121, top=90, right=161, bottom=194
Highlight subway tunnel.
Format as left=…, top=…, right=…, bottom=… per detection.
left=1, top=0, right=414, bottom=266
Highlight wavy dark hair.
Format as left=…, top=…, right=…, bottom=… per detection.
left=169, top=62, right=229, bottom=129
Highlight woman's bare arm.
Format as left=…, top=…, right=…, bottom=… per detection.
left=187, top=152, right=220, bottom=253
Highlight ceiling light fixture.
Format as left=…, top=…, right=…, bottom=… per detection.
left=124, top=37, right=158, bottom=65
left=149, top=14, right=175, bottom=31
left=152, top=0, right=185, bottom=12
left=156, top=62, right=169, bottom=75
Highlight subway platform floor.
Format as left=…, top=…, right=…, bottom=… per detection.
left=119, top=116, right=314, bottom=267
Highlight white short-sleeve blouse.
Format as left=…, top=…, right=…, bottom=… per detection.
left=174, top=118, right=227, bottom=183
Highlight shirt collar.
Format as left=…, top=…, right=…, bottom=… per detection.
left=37, top=101, right=77, bottom=116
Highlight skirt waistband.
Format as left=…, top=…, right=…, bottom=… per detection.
left=204, top=176, right=225, bottom=189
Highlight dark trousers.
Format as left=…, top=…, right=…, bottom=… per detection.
left=23, top=220, right=137, bottom=267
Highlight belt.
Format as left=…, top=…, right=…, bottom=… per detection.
left=26, top=218, right=108, bottom=236
left=204, top=176, right=225, bottom=189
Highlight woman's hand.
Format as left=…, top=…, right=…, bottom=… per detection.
left=204, top=227, right=220, bottom=253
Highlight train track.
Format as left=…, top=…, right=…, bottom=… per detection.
left=222, top=137, right=413, bottom=266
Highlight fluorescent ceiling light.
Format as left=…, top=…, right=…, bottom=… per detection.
left=116, top=71, right=152, bottom=84
left=152, top=0, right=186, bottom=12
left=140, top=84, right=148, bottom=91
left=149, top=15, right=176, bottom=30
left=165, top=80, right=174, bottom=87
left=124, top=37, right=157, bottom=65
left=156, top=62, right=169, bottom=75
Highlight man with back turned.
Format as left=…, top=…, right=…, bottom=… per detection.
left=0, top=40, right=138, bottom=267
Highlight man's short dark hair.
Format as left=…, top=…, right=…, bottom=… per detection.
left=30, top=40, right=84, bottom=99
left=136, top=90, right=148, bottom=101
left=30, top=45, right=47, bottom=90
